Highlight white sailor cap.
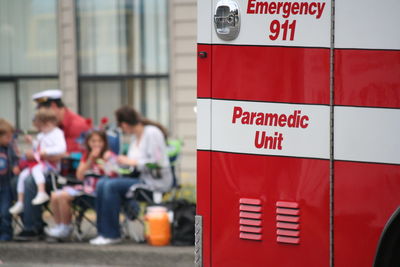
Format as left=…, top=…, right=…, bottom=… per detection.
left=32, top=89, right=63, bottom=104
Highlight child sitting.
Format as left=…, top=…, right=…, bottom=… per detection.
left=9, top=109, right=66, bottom=215
left=46, top=130, right=117, bottom=239
left=0, top=119, right=20, bottom=241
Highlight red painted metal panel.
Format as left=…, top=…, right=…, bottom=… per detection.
left=211, top=45, right=330, bottom=104
left=240, top=198, right=262, bottom=205
left=240, top=233, right=262, bottom=241
left=277, top=201, right=300, bottom=209
left=277, top=229, right=300, bottom=237
left=197, top=44, right=212, bottom=98
left=276, top=208, right=300, bottom=216
left=196, top=151, right=211, bottom=267
left=277, top=222, right=300, bottom=230
left=240, top=211, right=262, bottom=220
left=240, top=204, right=262, bottom=212
left=335, top=49, right=400, bottom=108
left=240, top=219, right=262, bottom=227
left=277, top=236, right=300, bottom=245
left=334, top=161, right=400, bottom=267
left=276, top=215, right=300, bottom=223
left=240, top=225, right=262, bottom=234
left=211, top=152, right=329, bottom=267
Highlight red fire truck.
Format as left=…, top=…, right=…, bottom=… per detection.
left=196, top=0, right=400, bottom=266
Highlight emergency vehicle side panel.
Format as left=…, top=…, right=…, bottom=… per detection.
left=198, top=0, right=332, bottom=266
left=211, top=45, right=330, bottom=104
left=197, top=151, right=212, bottom=267
left=334, top=0, right=400, bottom=266
left=197, top=41, right=212, bottom=266
left=208, top=43, right=330, bottom=265
left=334, top=162, right=400, bottom=267
left=211, top=153, right=329, bottom=266
left=209, top=32, right=330, bottom=267
left=197, top=44, right=213, bottom=98
left=335, top=50, right=400, bottom=109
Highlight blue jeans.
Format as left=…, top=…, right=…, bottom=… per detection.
left=95, top=177, right=141, bottom=238
left=0, top=185, right=13, bottom=240
left=12, top=175, right=49, bottom=232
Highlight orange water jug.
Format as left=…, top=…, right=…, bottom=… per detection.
left=145, top=206, right=171, bottom=246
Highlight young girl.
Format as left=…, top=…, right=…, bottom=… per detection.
left=9, top=109, right=66, bottom=215
left=46, top=130, right=117, bottom=239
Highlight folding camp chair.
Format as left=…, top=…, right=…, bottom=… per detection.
left=45, top=154, right=98, bottom=242
left=121, top=139, right=183, bottom=242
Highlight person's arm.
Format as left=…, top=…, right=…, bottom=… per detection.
left=116, top=155, right=137, bottom=167
left=10, top=143, right=20, bottom=175
left=101, top=151, right=119, bottom=177
left=76, top=158, right=91, bottom=181
left=136, top=128, right=167, bottom=170
left=76, top=148, right=101, bottom=180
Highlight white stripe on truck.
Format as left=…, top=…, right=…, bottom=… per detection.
left=334, top=106, right=400, bottom=165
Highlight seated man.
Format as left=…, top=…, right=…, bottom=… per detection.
left=15, top=89, right=90, bottom=241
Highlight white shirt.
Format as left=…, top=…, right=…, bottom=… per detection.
left=127, top=125, right=172, bottom=192
left=35, top=127, right=67, bottom=156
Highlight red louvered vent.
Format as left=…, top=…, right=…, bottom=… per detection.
left=276, top=201, right=300, bottom=245
left=239, top=198, right=262, bottom=241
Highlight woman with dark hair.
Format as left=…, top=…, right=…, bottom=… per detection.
left=90, top=106, right=173, bottom=245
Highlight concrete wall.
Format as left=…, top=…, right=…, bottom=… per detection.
left=169, top=0, right=197, bottom=185
left=57, top=0, right=78, bottom=112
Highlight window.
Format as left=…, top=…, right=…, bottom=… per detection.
left=0, top=0, right=58, bottom=130
left=0, top=0, right=58, bottom=74
left=76, top=0, right=170, bottom=128
left=79, top=77, right=169, bottom=127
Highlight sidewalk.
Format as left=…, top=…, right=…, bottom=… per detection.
left=0, top=241, right=194, bottom=267
left=0, top=210, right=194, bottom=267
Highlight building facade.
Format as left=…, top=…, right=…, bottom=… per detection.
left=0, top=0, right=197, bottom=185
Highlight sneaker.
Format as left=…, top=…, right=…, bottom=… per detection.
left=32, top=192, right=50, bottom=205
left=9, top=202, right=24, bottom=215
left=45, top=225, right=63, bottom=237
left=90, top=236, right=122, bottom=245
left=89, top=236, right=104, bottom=245
left=14, top=230, right=42, bottom=241
left=56, top=225, right=73, bottom=239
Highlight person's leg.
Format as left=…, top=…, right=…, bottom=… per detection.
left=58, top=191, right=73, bottom=225
left=16, top=168, right=30, bottom=197
left=97, top=178, right=141, bottom=239
left=50, top=191, right=61, bottom=225
left=94, top=178, right=107, bottom=236
left=32, top=164, right=47, bottom=188
left=0, top=185, right=13, bottom=240
left=46, top=190, right=73, bottom=238
left=9, top=169, right=30, bottom=214
left=31, top=164, right=49, bottom=205
left=21, top=175, right=45, bottom=233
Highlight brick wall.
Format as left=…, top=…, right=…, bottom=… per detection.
left=169, top=0, right=197, bottom=185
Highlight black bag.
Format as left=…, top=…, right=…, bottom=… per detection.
left=169, top=199, right=196, bottom=246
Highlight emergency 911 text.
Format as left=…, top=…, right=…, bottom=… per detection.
left=246, top=0, right=327, bottom=41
